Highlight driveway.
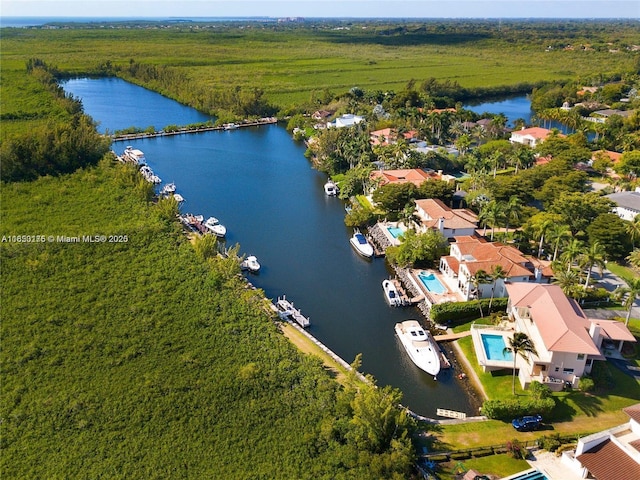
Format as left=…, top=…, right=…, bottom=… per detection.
left=588, top=268, right=640, bottom=320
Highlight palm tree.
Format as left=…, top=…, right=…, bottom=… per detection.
left=532, top=217, right=554, bottom=259
left=469, top=269, right=490, bottom=317
left=626, top=216, right=640, bottom=249
left=547, top=224, right=572, bottom=262
left=504, top=332, right=538, bottom=395
left=503, top=195, right=522, bottom=234
left=552, top=268, right=584, bottom=300
left=614, top=278, right=640, bottom=327
left=480, top=200, right=504, bottom=241
left=627, top=248, right=640, bottom=269
left=488, top=265, right=507, bottom=311
left=579, top=241, right=607, bottom=290
left=560, top=238, right=584, bottom=273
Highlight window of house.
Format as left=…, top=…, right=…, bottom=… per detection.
left=586, top=359, right=593, bottom=367
left=577, top=354, right=585, bottom=360
left=563, top=368, right=574, bottom=374
left=554, top=367, right=560, bottom=372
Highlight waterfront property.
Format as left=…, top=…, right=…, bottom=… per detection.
left=504, top=283, right=636, bottom=390
left=561, top=403, right=640, bottom=480
left=509, top=126, right=557, bottom=148
left=471, top=324, right=518, bottom=372
left=369, top=168, right=455, bottom=190
left=412, top=199, right=478, bottom=239
left=406, top=268, right=464, bottom=306
left=439, top=236, right=553, bottom=301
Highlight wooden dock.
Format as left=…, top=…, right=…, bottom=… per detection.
left=434, top=331, right=471, bottom=342
left=275, top=295, right=310, bottom=328
left=110, top=117, right=278, bottom=142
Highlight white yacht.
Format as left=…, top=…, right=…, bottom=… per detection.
left=160, top=182, right=176, bottom=195
left=203, top=217, right=227, bottom=237
left=349, top=229, right=374, bottom=258
left=395, top=320, right=441, bottom=377
left=241, top=255, right=260, bottom=273
left=382, top=279, right=403, bottom=307
left=324, top=179, right=338, bottom=196
left=123, top=146, right=146, bottom=165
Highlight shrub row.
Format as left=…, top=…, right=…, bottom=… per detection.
left=430, top=298, right=509, bottom=324
left=481, top=397, right=555, bottom=420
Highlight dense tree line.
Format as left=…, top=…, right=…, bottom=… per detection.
left=0, top=60, right=111, bottom=182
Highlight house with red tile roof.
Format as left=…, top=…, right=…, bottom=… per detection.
left=370, top=128, right=397, bottom=146
left=505, top=283, right=635, bottom=390
left=413, top=199, right=478, bottom=239
left=370, top=168, right=453, bottom=189
left=509, top=127, right=558, bottom=148
left=561, top=403, right=640, bottom=480
left=439, top=236, right=552, bottom=301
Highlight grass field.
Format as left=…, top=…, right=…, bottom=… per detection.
left=1, top=20, right=637, bottom=122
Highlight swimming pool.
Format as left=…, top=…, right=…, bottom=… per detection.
left=503, top=468, right=548, bottom=480
left=417, top=272, right=447, bottom=294
left=481, top=333, right=513, bottom=362
left=387, top=226, right=405, bottom=239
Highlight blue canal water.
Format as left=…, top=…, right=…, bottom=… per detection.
left=465, top=95, right=533, bottom=127
left=62, top=77, right=502, bottom=417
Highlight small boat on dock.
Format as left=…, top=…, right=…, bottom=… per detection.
left=350, top=229, right=374, bottom=258
left=382, top=279, right=404, bottom=307
left=203, top=216, right=227, bottom=237
left=276, top=296, right=310, bottom=328
left=324, top=179, right=338, bottom=196
left=241, top=255, right=261, bottom=273
left=172, top=193, right=185, bottom=203
left=139, top=165, right=161, bottom=184
left=160, top=182, right=176, bottom=195
left=395, top=320, right=441, bottom=377
left=223, top=123, right=239, bottom=130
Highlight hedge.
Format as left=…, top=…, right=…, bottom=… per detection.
left=430, top=298, right=509, bottom=324
left=481, top=397, right=555, bottom=420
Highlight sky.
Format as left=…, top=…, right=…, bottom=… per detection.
left=2, top=0, right=639, bottom=19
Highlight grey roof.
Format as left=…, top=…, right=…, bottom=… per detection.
left=606, top=191, right=640, bottom=212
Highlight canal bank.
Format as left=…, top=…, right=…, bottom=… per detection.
left=62, top=76, right=500, bottom=418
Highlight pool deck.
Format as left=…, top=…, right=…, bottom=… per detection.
left=470, top=324, right=518, bottom=372
left=407, top=268, right=466, bottom=305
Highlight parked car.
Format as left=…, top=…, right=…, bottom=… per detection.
left=511, top=414, right=543, bottom=432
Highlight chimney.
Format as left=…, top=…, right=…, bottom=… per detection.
left=438, top=217, right=445, bottom=233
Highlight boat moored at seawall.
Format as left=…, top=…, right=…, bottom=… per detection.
left=395, top=320, right=441, bottom=377
left=350, top=229, right=374, bottom=258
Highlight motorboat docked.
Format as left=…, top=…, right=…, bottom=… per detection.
left=241, top=255, right=260, bottom=272
left=180, top=213, right=207, bottom=234
left=349, top=229, right=374, bottom=258
left=123, top=146, right=146, bottom=165
left=395, top=320, right=441, bottom=377
left=382, top=279, right=404, bottom=307
left=203, top=216, right=227, bottom=237
left=172, top=193, right=185, bottom=203
left=139, top=165, right=161, bottom=184
left=160, top=182, right=176, bottom=195
left=223, top=123, right=239, bottom=130
left=324, top=179, right=338, bottom=196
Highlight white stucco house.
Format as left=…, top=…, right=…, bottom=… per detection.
left=606, top=191, right=640, bottom=221
left=561, top=403, right=640, bottom=480
left=329, top=113, right=364, bottom=128
left=509, top=126, right=556, bottom=148
left=439, top=236, right=552, bottom=301
left=504, top=283, right=635, bottom=390
left=413, top=199, right=478, bottom=240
